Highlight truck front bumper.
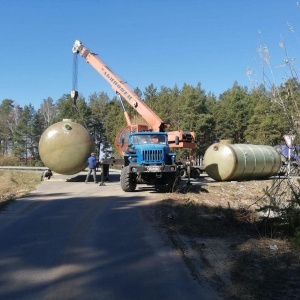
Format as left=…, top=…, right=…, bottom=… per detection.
left=128, top=164, right=177, bottom=173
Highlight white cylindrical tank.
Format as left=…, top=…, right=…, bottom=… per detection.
left=203, top=143, right=282, bottom=181
left=39, top=119, right=95, bottom=175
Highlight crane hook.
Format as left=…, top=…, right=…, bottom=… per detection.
left=71, top=89, right=78, bottom=106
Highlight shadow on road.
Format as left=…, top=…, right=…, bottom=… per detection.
left=64, top=173, right=121, bottom=183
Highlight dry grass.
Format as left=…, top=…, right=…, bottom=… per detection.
left=154, top=179, right=300, bottom=299
left=0, top=170, right=41, bottom=204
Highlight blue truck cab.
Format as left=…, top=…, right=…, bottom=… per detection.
left=120, top=132, right=179, bottom=192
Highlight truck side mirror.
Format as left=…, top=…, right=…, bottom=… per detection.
left=175, top=136, right=179, bottom=145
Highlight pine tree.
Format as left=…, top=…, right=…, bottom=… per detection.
left=12, top=104, right=37, bottom=163
left=213, top=82, right=251, bottom=143
left=0, top=99, right=15, bottom=155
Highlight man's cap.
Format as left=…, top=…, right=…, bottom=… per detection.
left=91, top=152, right=96, bottom=155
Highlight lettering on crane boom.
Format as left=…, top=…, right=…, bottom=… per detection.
left=103, top=69, right=133, bottom=101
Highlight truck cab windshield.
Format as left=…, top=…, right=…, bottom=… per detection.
left=133, top=135, right=166, bottom=145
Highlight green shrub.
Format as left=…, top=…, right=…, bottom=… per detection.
left=34, top=160, right=44, bottom=167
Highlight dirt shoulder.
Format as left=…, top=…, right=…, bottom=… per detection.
left=0, top=170, right=41, bottom=206
left=153, top=177, right=300, bottom=300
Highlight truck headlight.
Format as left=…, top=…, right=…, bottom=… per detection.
left=129, top=156, right=137, bottom=163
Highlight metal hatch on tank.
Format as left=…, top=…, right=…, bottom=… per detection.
left=38, top=119, right=95, bottom=175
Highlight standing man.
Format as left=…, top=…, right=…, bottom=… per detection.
left=85, top=152, right=98, bottom=183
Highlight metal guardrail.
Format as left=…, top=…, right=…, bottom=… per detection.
left=0, top=166, right=47, bottom=171
left=0, top=166, right=122, bottom=174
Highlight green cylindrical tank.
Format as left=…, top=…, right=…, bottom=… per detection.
left=203, top=143, right=282, bottom=181
left=39, top=119, right=95, bottom=175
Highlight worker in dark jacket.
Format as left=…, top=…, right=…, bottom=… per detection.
left=85, top=152, right=98, bottom=183
left=41, top=169, right=53, bottom=181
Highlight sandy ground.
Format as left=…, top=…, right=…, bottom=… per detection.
left=153, top=176, right=300, bottom=300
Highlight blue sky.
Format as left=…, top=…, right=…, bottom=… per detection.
left=1, top=0, right=300, bottom=110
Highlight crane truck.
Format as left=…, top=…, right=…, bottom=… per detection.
left=71, top=40, right=196, bottom=192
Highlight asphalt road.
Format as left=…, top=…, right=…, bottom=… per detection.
left=0, top=170, right=220, bottom=300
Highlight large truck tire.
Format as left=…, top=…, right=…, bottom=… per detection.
left=155, top=173, right=179, bottom=193
left=191, top=168, right=201, bottom=179
left=166, top=173, right=180, bottom=192
left=120, top=166, right=136, bottom=192
left=290, top=163, right=300, bottom=176
left=179, top=168, right=187, bottom=178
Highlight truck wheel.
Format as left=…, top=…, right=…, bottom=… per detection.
left=191, top=168, right=201, bottom=179
left=167, top=174, right=180, bottom=192
left=179, top=168, right=187, bottom=178
left=277, top=163, right=287, bottom=176
left=155, top=173, right=179, bottom=193
left=290, top=163, right=299, bottom=176
left=120, top=166, right=136, bottom=192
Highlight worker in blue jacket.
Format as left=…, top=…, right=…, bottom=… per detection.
left=85, top=152, right=98, bottom=183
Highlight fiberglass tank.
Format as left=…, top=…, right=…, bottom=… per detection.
left=38, top=119, right=95, bottom=175
left=203, top=142, right=282, bottom=181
